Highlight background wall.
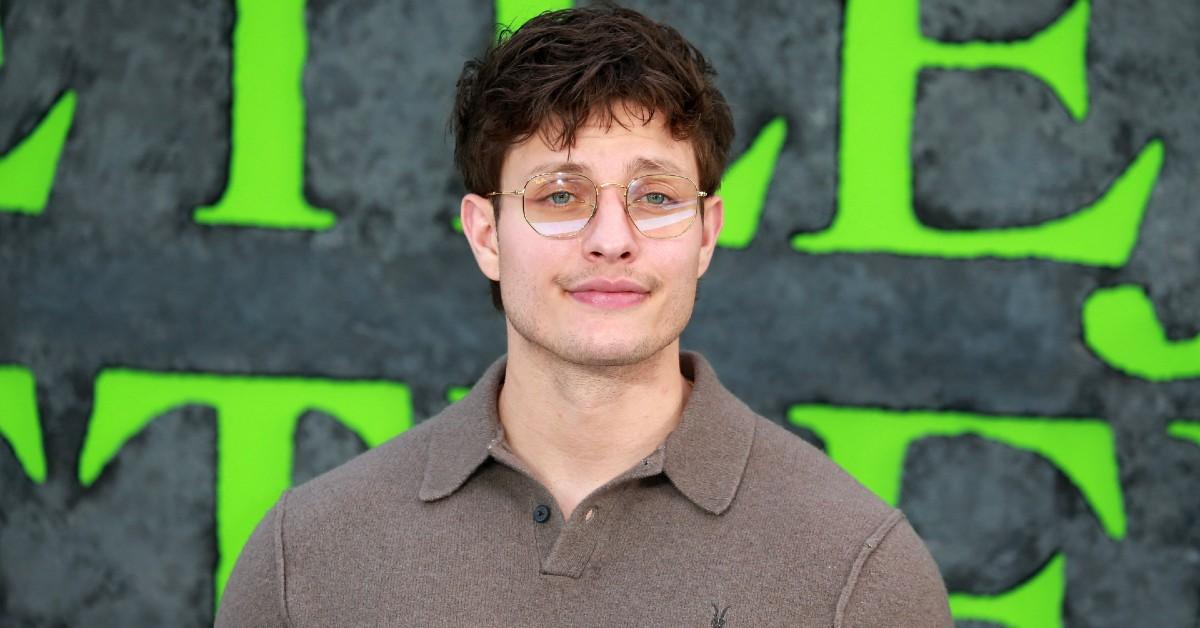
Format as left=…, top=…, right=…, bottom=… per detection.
left=1, top=0, right=1198, bottom=625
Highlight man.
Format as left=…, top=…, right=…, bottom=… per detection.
left=218, top=5, right=951, bottom=626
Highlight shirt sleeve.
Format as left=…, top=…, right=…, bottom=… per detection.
left=215, top=494, right=290, bottom=628
left=836, top=510, right=953, bottom=627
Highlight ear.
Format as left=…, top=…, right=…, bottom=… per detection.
left=461, top=193, right=501, bottom=281
left=695, top=194, right=724, bottom=278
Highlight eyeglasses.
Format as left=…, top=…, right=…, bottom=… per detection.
left=488, top=172, right=706, bottom=239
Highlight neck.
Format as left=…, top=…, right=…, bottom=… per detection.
left=498, top=329, right=690, bottom=519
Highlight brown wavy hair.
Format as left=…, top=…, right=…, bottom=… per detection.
left=451, top=4, right=735, bottom=309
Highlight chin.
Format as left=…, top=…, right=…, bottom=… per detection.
left=505, top=298, right=688, bottom=367
left=564, top=344, right=660, bottom=367
left=531, top=328, right=674, bottom=368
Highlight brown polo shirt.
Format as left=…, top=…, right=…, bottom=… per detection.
left=217, top=352, right=951, bottom=627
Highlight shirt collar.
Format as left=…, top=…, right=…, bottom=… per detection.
left=419, top=351, right=757, bottom=515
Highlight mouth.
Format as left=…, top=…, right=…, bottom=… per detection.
left=566, top=278, right=650, bottom=310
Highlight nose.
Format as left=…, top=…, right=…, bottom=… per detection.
left=580, top=185, right=639, bottom=262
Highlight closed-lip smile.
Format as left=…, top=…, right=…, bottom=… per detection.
left=567, top=278, right=650, bottom=309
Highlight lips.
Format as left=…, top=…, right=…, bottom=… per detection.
left=567, top=278, right=650, bottom=309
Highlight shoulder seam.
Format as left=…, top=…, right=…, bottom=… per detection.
left=833, top=508, right=905, bottom=628
left=275, top=489, right=293, bottom=628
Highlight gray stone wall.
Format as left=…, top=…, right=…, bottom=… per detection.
left=1, top=0, right=1197, bottom=625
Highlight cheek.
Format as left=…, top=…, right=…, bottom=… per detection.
left=498, top=232, right=570, bottom=289
left=665, top=243, right=704, bottom=281
left=496, top=221, right=531, bottom=274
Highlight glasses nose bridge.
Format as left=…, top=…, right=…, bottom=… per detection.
left=595, top=181, right=630, bottom=209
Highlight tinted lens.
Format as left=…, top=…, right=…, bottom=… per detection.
left=627, top=175, right=699, bottom=238
left=523, top=173, right=596, bottom=237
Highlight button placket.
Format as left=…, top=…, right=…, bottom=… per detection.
left=527, top=451, right=665, bottom=578
left=540, top=487, right=631, bottom=578
left=530, top=490, right=563, bottom=572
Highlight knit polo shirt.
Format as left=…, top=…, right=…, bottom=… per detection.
left=217, top=352, right=951, bottom=627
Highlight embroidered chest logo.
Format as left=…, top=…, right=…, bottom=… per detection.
left=710, top=602, right=730, bottom=627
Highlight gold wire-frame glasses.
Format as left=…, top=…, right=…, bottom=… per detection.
left=488, top=172, right=707, bottom=239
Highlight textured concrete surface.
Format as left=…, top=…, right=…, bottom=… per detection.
left=1, top=0, right=1198, bottom=625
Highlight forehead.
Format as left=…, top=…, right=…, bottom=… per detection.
left=501, top=112, right=698, bottom=183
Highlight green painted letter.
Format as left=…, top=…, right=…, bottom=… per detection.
left=1168, top=421, right=1200, bottom=448
left=77, top=370, right=412, bottom=603
left=0, top=27, right=77, bottom=214
left=0, top=366, right=47, bottom=483
left=950, top=554, right=1066, bottom=628
left=495, top=0, right=573, bottom=37
left=193, top=0, right=335, bottom=229
left=790, top=404, right=1126, bottom=625
left=1083, top=284, right=1200, bottom=381
left=793, top=0, right=1163, bottom=266
left=718, top=117, right=788, bottom=249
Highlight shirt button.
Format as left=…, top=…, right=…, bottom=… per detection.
left=532, top=504, right=551, bottom=523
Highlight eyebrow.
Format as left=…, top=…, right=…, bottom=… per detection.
left=523, top=157, right=690, bottom=179
left=626, top=157, right=688, bottom=176
left=524, top=161, right=588, bottom=177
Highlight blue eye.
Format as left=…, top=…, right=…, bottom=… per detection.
left=643, top=192, right=668, bottom=205
left=548, top=190, right=574, bottom=205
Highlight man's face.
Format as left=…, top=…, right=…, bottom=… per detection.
left=460, top=109, right=724, bottom=367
